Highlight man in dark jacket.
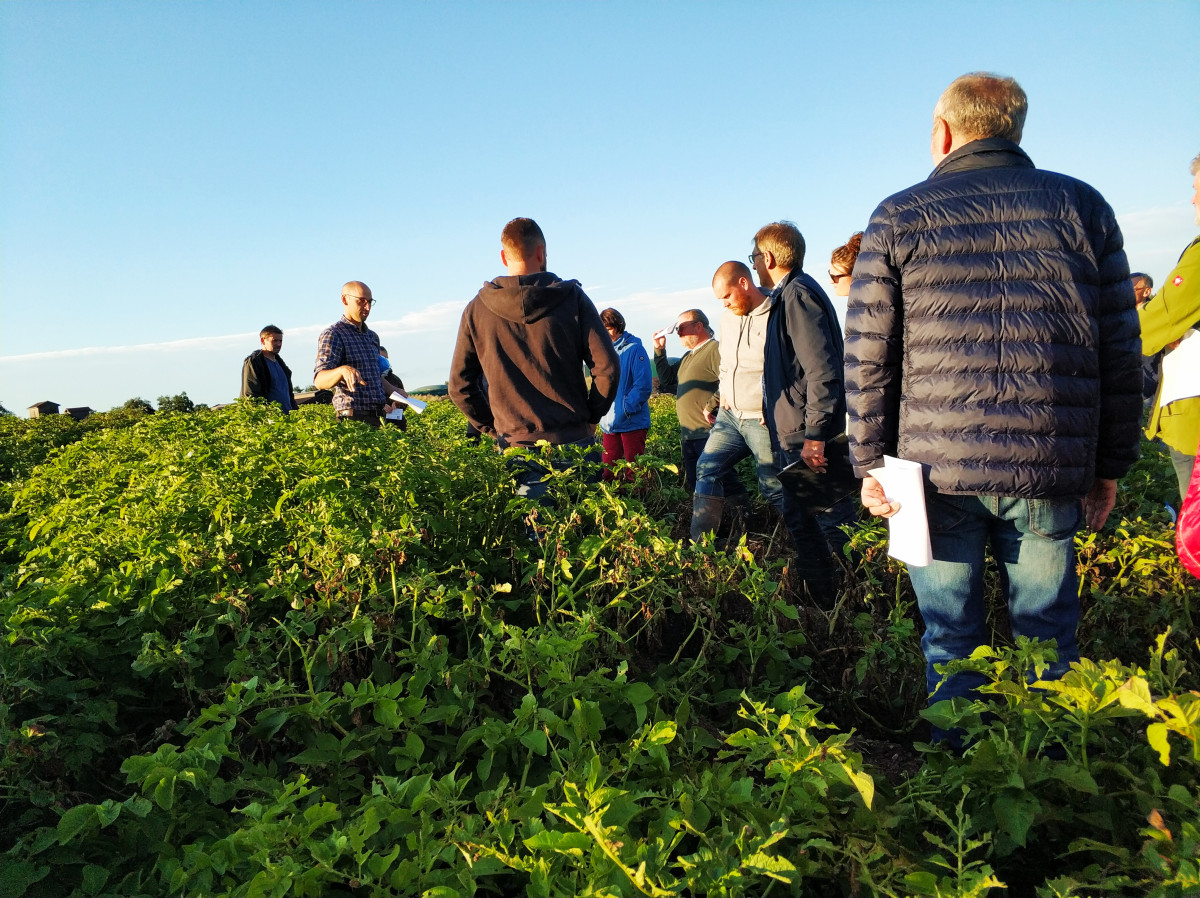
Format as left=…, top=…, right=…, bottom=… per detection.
left=240, top=325, right=298, bottom=412
left=753, top=222, right=858, bottom=607
left=449, top=218, right=620, bottom=501
left=845, top=73, right=1142, bottom=723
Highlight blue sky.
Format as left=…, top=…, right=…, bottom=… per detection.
left=2, top=0, right=1198, bottom=413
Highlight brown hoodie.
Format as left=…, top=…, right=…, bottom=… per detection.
left=449, top=272, right=620, bottom=446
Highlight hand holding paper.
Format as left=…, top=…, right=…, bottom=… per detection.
left=389, top=392, right=427, bottom=414
left=865, top=456, right=931, bottom=567
left=860, top=476, right=900, bottom=517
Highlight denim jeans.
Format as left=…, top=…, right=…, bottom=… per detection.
left=507, top=438, right=601, bottom=504
left=907, top=492, right=1082, bottom=706
left=683, top=436, right=747, bottom=497
left=696, top=410, right=835, bottom=557
left=694, top=409, right=786, bottom=508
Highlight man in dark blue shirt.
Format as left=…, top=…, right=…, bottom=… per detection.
left=240, top=325, right=299, bottom=412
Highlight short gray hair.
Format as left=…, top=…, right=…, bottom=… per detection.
left=1190, top=152, right=1200, bottom=176
left=681, top=308, right=713, bottom=337
left=934, top=72, right=1028, bottom=143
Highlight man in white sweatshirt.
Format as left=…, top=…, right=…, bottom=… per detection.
left=691, top=260, right=784, bottom=540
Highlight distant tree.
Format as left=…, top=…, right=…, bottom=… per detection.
left=157, top=392, right=195, bottom=414
left=117, top=397, right=155, bottom=413
left=0, top=402, right=13, bottom=417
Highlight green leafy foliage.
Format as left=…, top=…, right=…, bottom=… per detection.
left=0, top=395, right=1197, bottom=897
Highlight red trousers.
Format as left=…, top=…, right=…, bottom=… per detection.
left=601, top=429, right=647, bottom=482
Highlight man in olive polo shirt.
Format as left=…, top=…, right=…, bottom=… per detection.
left=652, top=309, right=745, bottom=499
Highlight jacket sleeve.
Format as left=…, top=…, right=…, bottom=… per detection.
left=1139, top=238, right=1200, bottom=355
left=626, top=345, right=653, bottom=415
left=653, top=350, right=680, bottom=395
left=789, top=284, right=845, bottom=441
left=1092, top=205, right=1143, bottom=481
left=580, top=297, right=621, bottom=422
left=240, top=354, right=261, bottom=399
left=845, top=206, right=904, bottom=477
left=448, top=308, right=495, bottom=436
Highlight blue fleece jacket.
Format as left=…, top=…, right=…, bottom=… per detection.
left=600, top=331, right=652, bottom=433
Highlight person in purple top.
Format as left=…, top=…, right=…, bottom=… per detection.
left=313, top=281, right=398, bottom=427
left=240, top=325, right=299, bottom=412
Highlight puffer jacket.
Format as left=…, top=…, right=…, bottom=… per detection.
left=763, top=269, right=846, bottom=451
left=845, top=138, right=1142, bottom=498
left=600, top=331, right=653, bottom=434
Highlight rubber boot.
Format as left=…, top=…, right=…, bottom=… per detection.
left=690, top=494, right=725, bottom=542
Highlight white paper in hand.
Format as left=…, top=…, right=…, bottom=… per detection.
left=390, top=392, right=427, bottom=414
left=867, top=456, right=932, bottom=567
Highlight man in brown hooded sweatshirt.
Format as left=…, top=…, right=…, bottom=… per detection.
left=450, top=218, right=620, bottom=500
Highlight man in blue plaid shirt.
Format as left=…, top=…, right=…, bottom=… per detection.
left=314, top=281, right=396, bottom=426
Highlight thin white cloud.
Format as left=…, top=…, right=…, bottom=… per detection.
left=1, top=331, right=263, bottom=362
left=0, top=300, right=470, bottom=363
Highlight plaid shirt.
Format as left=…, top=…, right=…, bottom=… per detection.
left=314, top=316, right=385, bottom=415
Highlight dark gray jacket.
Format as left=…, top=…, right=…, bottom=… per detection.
left=845, top=139, right=1142, bottom=498
left=763, top=269, right=846, bottom=452
left=240, top=350, right=298, bottom=411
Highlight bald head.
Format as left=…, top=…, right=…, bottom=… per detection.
left=713, top=260, right=753, bottom=289
left=712, top=261, right=765, bottom=317
left=340, top=281, right=374, bottom=324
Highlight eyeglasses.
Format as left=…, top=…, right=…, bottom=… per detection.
left=344, top=295, right=377, bottom=307
left=748, top=251, right=763, bottom=266
left=828, top=271, right=850, bottom=283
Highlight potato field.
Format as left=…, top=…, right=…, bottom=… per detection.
left=0, top=397, right=1197, bottom=897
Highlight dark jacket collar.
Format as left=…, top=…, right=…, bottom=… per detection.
left=930, top=138, right=1034, bottom=180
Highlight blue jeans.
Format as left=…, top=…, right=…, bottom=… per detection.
left=683, top=436, right=747, bottom=497
left=694, top=410, right=786, bottom=509
left=908, top=492, right=1082, bottom=706
left=507, top=438, right=601, bottom=504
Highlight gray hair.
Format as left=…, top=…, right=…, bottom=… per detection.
left=1190, top=152, right=1200, bottom=176
left=934, top=72, right=1028, bottom=144
left=1130, top=272, right=1154, bottom=290
left=681, top=308, right=713, bottom=337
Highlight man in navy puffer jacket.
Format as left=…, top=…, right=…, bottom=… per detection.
left=845, top=73, right=1142, bottom=730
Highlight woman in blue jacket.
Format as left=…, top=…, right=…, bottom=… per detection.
left=598, top=308, right=652, bottom=482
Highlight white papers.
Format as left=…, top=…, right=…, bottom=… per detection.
left=385, top=408, right=405, bottom=422
left=1158, top=328, right=1200, bottom=409
left=867, top=456, right=932, bottom=567
left=389, top=392, right=427, bottom=414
